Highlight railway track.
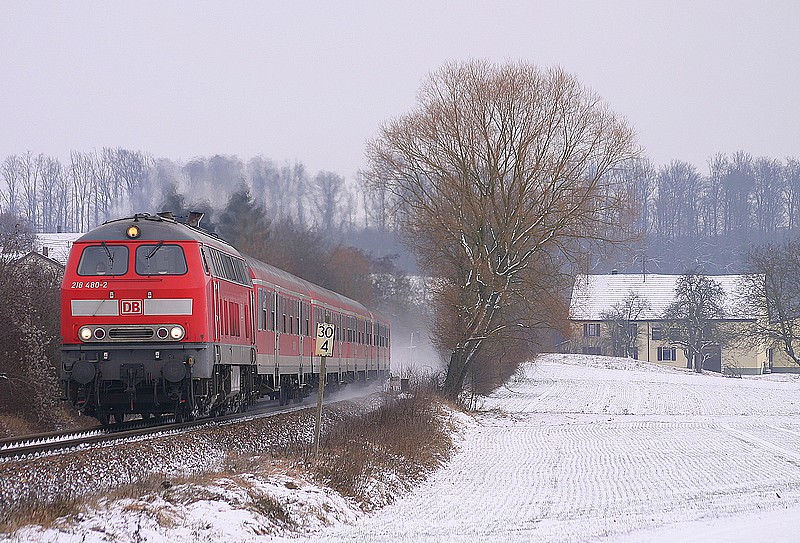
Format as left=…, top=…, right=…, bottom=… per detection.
left=0, top=394, right=335, bottom=462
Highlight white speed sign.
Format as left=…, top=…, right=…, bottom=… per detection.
left=314, top=322, right=335, bottom=357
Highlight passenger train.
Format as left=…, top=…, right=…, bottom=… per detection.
left=59, top=212, right=390, bottom=425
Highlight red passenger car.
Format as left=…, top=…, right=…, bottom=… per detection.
left=59, top=213, right=390, bottom=424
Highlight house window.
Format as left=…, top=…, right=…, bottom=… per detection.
left=657, top=346, right=677, bottom=361
left=652, top=327, right=663, bottom=340
left=583, top=323, right=601, bottom=337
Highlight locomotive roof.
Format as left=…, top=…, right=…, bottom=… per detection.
left=77, top=214, right=237, bottom=253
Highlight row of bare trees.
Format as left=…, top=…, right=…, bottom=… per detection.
left=0, top=149, right=153, bottom=233
left=641, top=153, right=800, bottom=240
left=0, top=150, right=394, bottom=239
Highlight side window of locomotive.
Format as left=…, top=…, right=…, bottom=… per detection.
left=77, top=245, right=129, bottom=276
left=135, top=244, right=188, bottom=275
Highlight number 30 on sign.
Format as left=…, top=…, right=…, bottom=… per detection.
left=315, top=322, right=335, bottom=357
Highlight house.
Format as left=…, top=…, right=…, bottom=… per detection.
left=35, top=232, right=82, bottom=266
left=567, top=272, right=792, bottom=375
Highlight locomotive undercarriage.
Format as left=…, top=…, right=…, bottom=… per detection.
left=61, top=343, right=257, bottom=425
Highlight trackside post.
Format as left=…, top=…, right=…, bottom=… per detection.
left=314, top=316, right=334, bottom=460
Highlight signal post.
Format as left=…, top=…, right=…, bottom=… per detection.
left=314, top=318, right=335, bottom=460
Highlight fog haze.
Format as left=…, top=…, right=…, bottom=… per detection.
left=1, top=1, right=798, bottom=177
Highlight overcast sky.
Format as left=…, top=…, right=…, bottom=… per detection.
left=1, top=1, right=798, bottom=179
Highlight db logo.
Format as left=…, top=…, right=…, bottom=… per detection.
left=121, top=300, right=143, bottom=315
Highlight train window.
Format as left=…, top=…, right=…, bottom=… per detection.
left=269, top=293, right=276, bottom=331
left=258, top=289, right=267, bottom=330
left=77, top=245, right=129, bottom=276
left=135, top=244, right=188, bottom=276
left=203, top=246, right=252, bottom=286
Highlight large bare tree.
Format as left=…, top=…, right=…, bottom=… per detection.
left=663, top=271, right=727, bottom=373
left=601, top=291, right=651, bottom=358
left=365, top=60, right=640, bottom=401
left=740, top=240, right=800, bottom=366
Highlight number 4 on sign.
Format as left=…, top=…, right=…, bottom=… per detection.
left=315, top=322, right=335, bottom=357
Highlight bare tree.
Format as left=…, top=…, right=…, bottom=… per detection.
left=17, top=151, right=45, bottom=231
left=752, top=156, right=785, bottom=235
left=0, top=155, right=22, bottom=217
left=365, top=60, right=640, bottom=401
left=38, top=156, right=66, bottom=232
left=69, top=151, right=94, bottom=231
left=663, top=271, right=727, bottom=373
left=740, top=241, right=800, bottom=366
left=601, top=291, right=651, bottom=358
left=784, top=158, right=800, bottom=233
left=652, top=160, right=703, bottom=239
left=720, top=151, right=754, bottom=235
left=311, top=171, right=346, bottom=231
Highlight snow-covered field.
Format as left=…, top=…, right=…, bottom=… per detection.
left=10, top=353, right=800, bottom=542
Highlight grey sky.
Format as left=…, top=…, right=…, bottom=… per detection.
left=1, top=1, right=798, bottom=179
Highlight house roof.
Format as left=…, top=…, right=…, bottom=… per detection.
left=14, top=251, right=64, bottom=272
left=568, top=273, right=759, bottom=321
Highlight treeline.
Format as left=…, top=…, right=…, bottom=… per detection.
left=0, top=150, right=394, bottom=236
left=644, top=153, right=800, bottom=239
left=600, top=152, right=800, bottom=274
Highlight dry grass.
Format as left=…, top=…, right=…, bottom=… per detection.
left=310, top=388, right=456, bottom=508
left=0, top=497, right=82, bottom=533
left=0, top=415, right=39, bottom=438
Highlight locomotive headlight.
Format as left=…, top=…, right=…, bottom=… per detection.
left=170, top=325, right=185, bottom=340
left=126, top=225, right=141, bottom=239
left=79, top=327, right=93, bottom=341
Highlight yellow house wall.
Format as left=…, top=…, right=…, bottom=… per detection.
left=769, top=348, right=800, bottom=372
left=570, top=320, right=771, bottom=375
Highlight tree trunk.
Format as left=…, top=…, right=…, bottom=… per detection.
left=442, top=348, right=468, bottom=401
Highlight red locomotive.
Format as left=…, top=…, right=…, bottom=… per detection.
left=59, top=213, right=390, bottom=424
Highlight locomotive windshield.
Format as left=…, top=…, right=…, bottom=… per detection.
left=77, top=244, right=129, bottom=276
left=135, top=244, right=188, bottom=275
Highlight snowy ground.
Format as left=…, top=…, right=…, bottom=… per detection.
left=9, top=353, right=800, bottom=542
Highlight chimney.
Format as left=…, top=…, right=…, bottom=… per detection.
left=188, top=211, right=204, bottom=228
left=42, top=246, right=49, bottom=258
left=611, top=269, right=618, bottom=275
